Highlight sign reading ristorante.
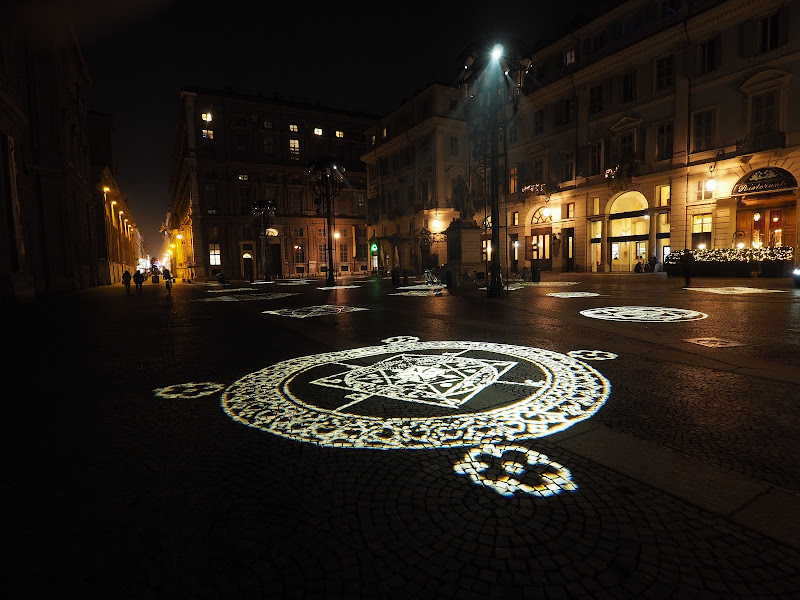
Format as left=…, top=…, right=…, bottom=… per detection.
left=733, top=167, right=797, bottom=195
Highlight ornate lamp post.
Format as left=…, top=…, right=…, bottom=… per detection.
left=460, top=41, right=530, bottom=297
left=309, top=157, right=345, bottom=287
left=252, top=198, right=276, bottom=280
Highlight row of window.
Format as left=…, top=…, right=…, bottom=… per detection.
left=201, top=112, right=349, bottom=138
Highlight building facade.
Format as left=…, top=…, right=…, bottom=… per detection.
left=0, top=16, right=98, bottom=303
left=364, top=0, right=799, bottom=278
left=165, top=88, right=377, bottom=283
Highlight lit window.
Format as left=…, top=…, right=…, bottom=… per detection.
left=335, top=130, right=345, bottom=138
left=238, top=174, right=248, bottom=181
left=289, top=139, right=300, bottom=159
left=513, top=211, right=519, bottom=226
left=508, top=166, right=517, bottom=194
left=201, top=112, right=212, bottom=122
left=314, top=127, right=323, bottom=136
left=564, top=48, right=576, bottom=66
left=263, top=120, right=273, bottom=129
left=209, top=244, right=221, bottom=266
left=566, top=203, right=575, bottom=218
left=202, top=129, right=214, bottom=139
left=289, top=124, right=298, bottom=132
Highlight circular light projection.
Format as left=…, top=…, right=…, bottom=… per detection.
left=580, top=306, right=708, bottom=322
left=221, top=338, right=611, bottom=450
left=546, top=292, right=600, bottom=298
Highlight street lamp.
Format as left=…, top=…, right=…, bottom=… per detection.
left=252, top=199, right=277, bottom=280
left=460, top=40, right=531, bottom=297
left=309, top=156, right=345, bottom=286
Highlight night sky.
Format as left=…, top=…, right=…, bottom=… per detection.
left=70, top=0, right=622, bottom=255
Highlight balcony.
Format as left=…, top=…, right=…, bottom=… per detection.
left=736, top=132, right=786, bottom=155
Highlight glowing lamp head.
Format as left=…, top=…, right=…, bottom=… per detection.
left=737, top=242, right=745, bottom=249
left=491, top=45, right=503, bottom=61
left=753, top=212, right=761, bottom=221
left=542, top=207, right=551, bottom=217
left=705, top=177, right=717, bottom=192
left=698, top=243, right=706, bottom=250
left=432, top=219, right=441, bottom=230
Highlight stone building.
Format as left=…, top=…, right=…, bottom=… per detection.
left=0, top=14, right=97, bottom=302
left=165, top=87, right=377, bottom=283
left=364, top=0, right=799, bottom=277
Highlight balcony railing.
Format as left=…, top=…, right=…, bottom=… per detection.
left=736, top=132, right=786, bottom=154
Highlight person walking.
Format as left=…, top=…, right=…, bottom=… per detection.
left=133, top=269, right=144, bottom=294
left=681, top=249, right=695, bottom=286
left=162, top=267, right=173, bottom=295
left=122, top=270, right=132, bottom=294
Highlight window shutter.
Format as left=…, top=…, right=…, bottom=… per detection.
left=525, top=236, right=533, bottom=261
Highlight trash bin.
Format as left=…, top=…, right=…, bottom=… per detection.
left=532, top=267, right=541, bottom=283
left=152, top=275, right=159, bottom=283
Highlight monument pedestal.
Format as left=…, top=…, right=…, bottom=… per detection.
left=443, top=219, right=483, bottom=293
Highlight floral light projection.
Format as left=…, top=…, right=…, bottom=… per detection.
left=453, top=444, right=577, bottom=497
left=153, top=382, right=225, bottom=399
left=262, top=305, right=368, bottom=318
left=684, top=287, right=787, bottom=295
left=580, top=306, right=708, bottom=322
left=154, top=337, right=615, bottom=498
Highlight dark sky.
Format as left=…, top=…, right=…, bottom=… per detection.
left=73, top=0, right=621, bottom=255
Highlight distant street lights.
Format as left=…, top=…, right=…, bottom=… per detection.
left=460, top=41, right=530, bottom=297
left=309, top=157, right=345, bottom=286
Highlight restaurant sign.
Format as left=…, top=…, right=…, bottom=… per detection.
left=732, top=167, right=797, bottom=195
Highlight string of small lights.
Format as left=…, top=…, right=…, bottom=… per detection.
left=665, top=246, right=794, bottom=264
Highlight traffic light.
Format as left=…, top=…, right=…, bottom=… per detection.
left=370, top=242, right=379, bottom=254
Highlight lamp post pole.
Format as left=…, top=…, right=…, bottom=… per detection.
left=310, top=157, right=344, bottom=287
left=488, top=82, right=502, bottom=297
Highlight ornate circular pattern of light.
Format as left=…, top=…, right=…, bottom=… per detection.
left=221, top=338, right=611, bottom=449
left=153, top=382, right=225, bottom=399
left=547, top=291, right=600, bottom=298
left=453, top=443, right=577, bottom=497
left=568, top=350, right=618, bottom=361
left=580, top=306, right=708, bottom=322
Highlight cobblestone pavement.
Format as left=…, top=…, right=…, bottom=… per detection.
left=6, top=272, right=799, bottom=599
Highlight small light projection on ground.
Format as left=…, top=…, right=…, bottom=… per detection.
left=389, top=290, right=444, bottom=296
left=580, top=306, right=708, bottom=322
left=262, top=305, right=368, bottom=318
left=153, top=382, right=225, bottom=399
left=684, top=337, right=744, bottom=348
left=206, top=287, right=255, bottom=293
left=547, top=291, right=602, bottom=298
left=317, top=285, right=361, bottom=290
left=684, top=287, right=788, bottom=295
left=568, top=350, right=618, bottom=360
left=453, top=444, right=577, bottom=497
left=276, top=280, right=312, bottom=286
left=193, top=293, right=298, bottom=302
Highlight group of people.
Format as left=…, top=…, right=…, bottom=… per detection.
left=634, top=255, right=660, bottom=273
left=121, top=268, right=172, bottom=294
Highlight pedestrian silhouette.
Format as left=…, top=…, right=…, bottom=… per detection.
left=122, top=270, right=132, bottom=294
left=162, top=267, right=172, bottom=294
left=133, top=269, right=144, bottom=294
left=681, top=250, right=695, bottom=286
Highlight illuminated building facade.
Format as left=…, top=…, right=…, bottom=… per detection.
left=89, top=112, right=146, bottom=285
left=365, top=0, right=799, bottom=276
left=361, top=85, right=467, bottom=275
left=166, top=88, right=377, bottom=282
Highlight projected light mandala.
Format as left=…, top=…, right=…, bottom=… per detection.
left=207, top=287, right=255, bottom=293
left=390, top=290, right=444, bottom=297
left=156, top=337, right=614, bottom=498
left=317, top=285, right=361, bottom=290
left=453, top=444, right=577, bottom=497
left=276, top=280, right=311, bottom=286
left=221, top=337, right=611, bottom=451
left=193, top=293, right=298, bottom=302
left=580, top=306, right=708, bottom=322
left=262, top=305, right=368, bottom=318
left=685, top=287, right=787, bottom=295
left=547, top=291, right=601, bottom=298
